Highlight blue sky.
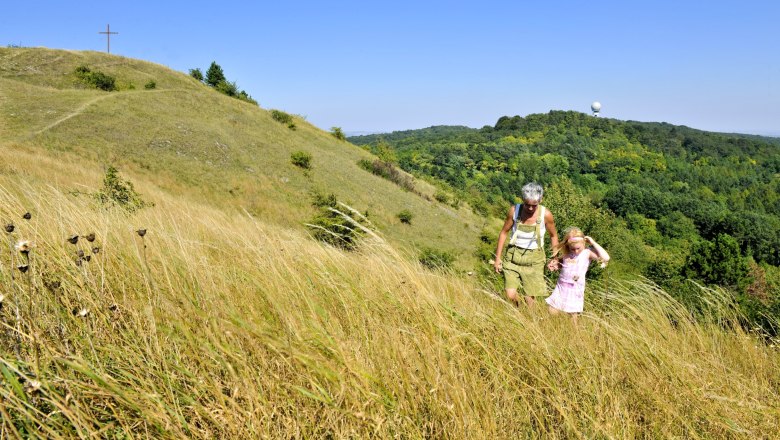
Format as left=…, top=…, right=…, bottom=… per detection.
left=3, top=1, right=779, bottom=135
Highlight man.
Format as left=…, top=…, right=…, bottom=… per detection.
left=494, top=182, right=559, bottom=307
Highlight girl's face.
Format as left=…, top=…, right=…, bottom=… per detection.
left=568, top=240, right=585, bottom=255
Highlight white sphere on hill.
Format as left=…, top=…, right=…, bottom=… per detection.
left=591, top=101, right=602, bottom=113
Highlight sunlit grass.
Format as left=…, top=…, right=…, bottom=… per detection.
left=0, top=180, right=778, bottom=438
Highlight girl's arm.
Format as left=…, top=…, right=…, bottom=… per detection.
left=585, top=236, right=610, bottom=264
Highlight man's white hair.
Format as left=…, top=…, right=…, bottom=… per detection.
left=521, top=182, right=544, bottom=202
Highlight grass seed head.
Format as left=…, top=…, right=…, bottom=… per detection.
left=67, top=235, right=79, bottom=245
left=15, top=240, right=34, bottom=255
left=25, top=380, right=42, bottom=394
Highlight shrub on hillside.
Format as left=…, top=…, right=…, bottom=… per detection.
left=331, top=127, right=346, bottom=141
left=74, top=65, right=116, bottom=91
left=144, top=80, right=156, bottom=90
left=419, top=247, right=454, bottom=270
left=189, top=68, right=204, bottom=82
left=291, top=151, right=312, bottom=169
left=434, top=190, right=450, bottom=204
left=94, top=166, right=152, bottom=212
left=397, top=209, right=413, bottom=224
left=306, top=192, right=367, bottom=251
left=271, top=110, right=296, bottom=129
left=357, top=159, right=416, bottom=193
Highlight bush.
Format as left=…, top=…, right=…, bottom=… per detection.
left=291, top=151, right=312, bottom=169
left=271, top=110, right=296, bottom=129
left=189, top=68, right=204, bottom=82
left=74, top=65, right=116, bottom=91
left=94, top=166, right=152, bottom=212
left=434, top=190, right=450, bottom=204
left=144, top=80, right=156, bottom=90
left=397, top=209, right=413, bottom=224
left=419, top=247, right=455, bottom=270
left=331, top=127, right=346, bottom=141
left=306, top=193, right=366, bottom=251
left=358, top=159, right=416, bottom=193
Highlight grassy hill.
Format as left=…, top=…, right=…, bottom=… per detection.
left=1, top=48, right=779, bottom=438
left=0, top=47, right=485, bottom=268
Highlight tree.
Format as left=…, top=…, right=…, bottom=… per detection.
left=684, top=234, right=751, bottom=290
left=205, top=62, right=226, bottom=87
left=189, top=68, right=204, bottom=82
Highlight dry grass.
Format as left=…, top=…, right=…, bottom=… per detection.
left=0, top=47, right=485, bottom=270
left=0, top=178, right=779, bottom=439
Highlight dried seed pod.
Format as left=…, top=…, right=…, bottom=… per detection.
left=67, top=235, right=79, bottom=245
left=109, top=304, right=119, bottom=312
left=92, top=246, right=101, bottom=254
left=85, top=255, right=91, bottom=262
left=22, top=212, right=31, bottom=220
left=136, top=229, right=147, bottom=237
left=84, top=233, right=96, bottom=242
left=4, top=223, right=14, bottom=233
left=77, top=249, right=85, bottom=258
left=17, top=264, right=29, bottom=273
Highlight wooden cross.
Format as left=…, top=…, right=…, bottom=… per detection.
left=98, top=24, right=118, bottom=53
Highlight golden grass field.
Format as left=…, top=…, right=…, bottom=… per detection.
left=1, top=47, right=779, bottom=438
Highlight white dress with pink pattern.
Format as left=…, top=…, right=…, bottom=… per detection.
left=546, top=249, right=592, bottom=313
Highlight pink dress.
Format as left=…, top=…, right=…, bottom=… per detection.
left=546, top=249, right=592, bottom=313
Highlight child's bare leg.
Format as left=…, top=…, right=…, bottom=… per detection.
left=505, top=289, right=520, bottom=307
left=523, top=296, right=535, bottom=308
left=547, top=305, right=559, bottom=315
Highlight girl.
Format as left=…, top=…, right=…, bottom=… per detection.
left=546, top=227, right=610, bottom=324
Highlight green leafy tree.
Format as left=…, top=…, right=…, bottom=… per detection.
left=684, top=234, right=751, bottom=290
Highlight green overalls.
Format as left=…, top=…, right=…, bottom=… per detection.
left=502, top=205, right=547, bottom=296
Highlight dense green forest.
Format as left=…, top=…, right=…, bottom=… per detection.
left=350, top=111, right=780, bottom=334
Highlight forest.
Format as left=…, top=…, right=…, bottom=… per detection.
left=349, top=111, right=780, bottom=334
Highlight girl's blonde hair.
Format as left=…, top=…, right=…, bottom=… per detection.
left=553, top=226, right=585, bottom=257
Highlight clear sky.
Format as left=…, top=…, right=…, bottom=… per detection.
left=2, top=1, right=779, bottom=135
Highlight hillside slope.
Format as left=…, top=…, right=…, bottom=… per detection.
left=0, top=47, right=484, bottom=267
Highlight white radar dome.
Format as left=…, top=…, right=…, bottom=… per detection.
left=591, top=101, right=602, bottom=113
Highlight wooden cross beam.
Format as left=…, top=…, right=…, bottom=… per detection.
left=98, top=24, right=118, bottom=53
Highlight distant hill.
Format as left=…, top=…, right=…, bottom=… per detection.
left=0, top=47, right=485, bottom=267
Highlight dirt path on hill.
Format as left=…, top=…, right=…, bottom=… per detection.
left=27, top=88, right=193, bottom=140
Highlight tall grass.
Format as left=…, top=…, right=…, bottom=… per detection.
left=0, top=181, right=779, bottom=438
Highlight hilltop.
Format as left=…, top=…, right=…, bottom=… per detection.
left=0, top=47, right=485, bottom=268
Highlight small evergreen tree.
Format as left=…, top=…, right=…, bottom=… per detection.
left=205, top=61, right=226, bottom=87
